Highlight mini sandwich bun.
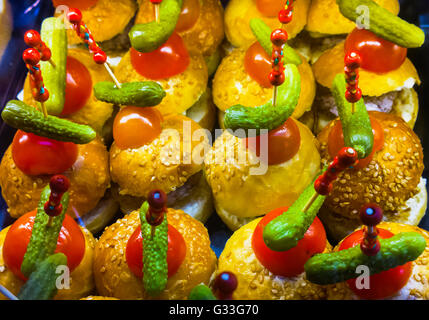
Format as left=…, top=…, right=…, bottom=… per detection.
left=306, top=0, right=399, bottom=37
left=204, top=118, right=321, bottom=231
left=0, top=225, right=96, bottom=300
left=59, top=0, right=137, bottom=45
left=213, top=49, right=315, bottom=121
left=23, top=48, right=115, bottom=137
left=326, top=222, right=429, bottom=300
left=115, top=48, right=208, bottom=115
left=93, top=209, right=217, bottom=300
left=317, top=112, right=426, bottom=241
left=313, top=42, right=421, bottom=98
left=135, top=0, right=224, bottom=58
left=0, top=137, right=110, bottom=219
left=224, top=0, right=311, bottom=48
left=215, top=217, right=331, bottom=299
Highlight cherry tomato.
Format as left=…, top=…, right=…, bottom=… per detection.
left=52, top=0, right=98, bottom=11
left=113, top=106, right=163, bottom=149
left=339, top=228, right=412, bottom=299
left=130, top=32, right=190, bottom=80
left=2, top=210, right=85, bottom=281
left=245, top=118, right=301, bottom=165
left=126, top=224, right=187, bottom=278
left=327, top=115, right=384, bottom=169
left=244, top=41, right=272, bottom=88
left=256, top=0, right=284, bottom=17
left=252, top=207, right=327, bottom=277
left=345, top=28, right=407, bottom=74
left=11, top=130, right=78, bottom=176
left=61, top=56, right=93, bottom=116
left=175, top=0, right=200, bottom=32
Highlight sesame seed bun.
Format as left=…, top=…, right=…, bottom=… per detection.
left=204, top=118, right=321, bottom=231
left=135, top=0, right=224, bottom=58
left=312, top=42, right=421, bottom=98
left=224, top=0, right=311, bottom=49
left=93, top=208, right=217, bottom=300
left=212, top=48, right=315, bottom=120
left=115, top=48, right=208, bottom=116
left=318, top=177, right=427, bottom=241
left=0, top=225, right=96, bottom=300
left=0, top=137, right=110, bottom=219
left=215, top=217, right=331, bottom=299
left=316, top=111, right=426, bottom=241
left=326, top=222, right=429, bottom=300
left=110, top=114, right=208, bottom=198
left=306, top=0, right=399, bottom=37
left=57, top=0, right=137, bottom=45
left=23, top=48, right=115, bottom=137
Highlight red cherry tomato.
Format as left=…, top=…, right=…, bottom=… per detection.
left=328, top=115, right=384, bottom=169
left=345, top=28, right=407, bottom=74
left=113, top=106, right=163, bottom=149
left=61, top=56, right=93, bottom=116
left=244, top=41, right=272, bottom=88
left=52, top=0, right=98, bottom=11
left=11, top=130, right=78, bottom=176
left=256, top=0, right=284, bottom=17
left=252, top=207, right=327, bottom=277
left=175, top=0, right=200, bottom=32
left=126, top=224, right=187, bottom=278
left=245, top=118, right=301, bottom=165
left=339, top=228, right=412, bottom=299
left=130, top=32, right=190, bottom=80
left=2, top=210, right=85, bottom=281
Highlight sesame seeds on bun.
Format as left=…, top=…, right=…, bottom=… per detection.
left=0, top=137, right=110, bottom=219
left=326, top=222, right=429, bottom=300
left=93, top=208, right=217, bottom=300
left=317, top=112, right=426, bottom=241
left=216, top=218, right=331, bottom=299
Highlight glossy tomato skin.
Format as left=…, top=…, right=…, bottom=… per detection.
left=11, top=130, right=78, bottom=176
left=245, top=118, right=301, bottom=165
left=252, top=207, right=327, bottom=277
left=339, top=228, right=413, bottom=300
left=113, top=106, right=163, bottom=150
left=126, top=224, right=187, bottom=279
left=130, top=32, right=190, bottom=80
left=345, top=28, right=407, bottom=74
left=52, top=0, right=98, bottom=11
left=61, top=56, right=93, bottom=116
left=2, top=210, right=86, bottom=281
left=256, top=0, right=284, bottom=17
left=175, top=0, right=200, bottom=32
left=244, top=41, right=272, bottom=88
left=328, top=116, right=384, bottom=169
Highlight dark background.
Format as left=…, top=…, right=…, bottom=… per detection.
left=0, top=0, right=428, bottom=256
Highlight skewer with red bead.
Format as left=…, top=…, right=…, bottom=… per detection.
left=66, top=8, right=122, bottom=89
left=303, top=147, right=358, bottom=212
left=344, top=51, right=362, bottom=114
left=359, top=203, right=383, bottom=256
left=269, top=29, right=287, bottom=106
left=213, top=271, right=238, bottom=300
left=150, top=0, right=162, bottom=23
left=44, top=175, right=70, bottom=227
left=146, top=189, right=167, bottom=238
left=278, top=0, right=294, bottom=26
left=24, top=30, right=56, bottom=68
left=23, top=48, right=49, bottom=118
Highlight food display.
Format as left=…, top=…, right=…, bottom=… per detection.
left=0, top=0, right=428, bottom=302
